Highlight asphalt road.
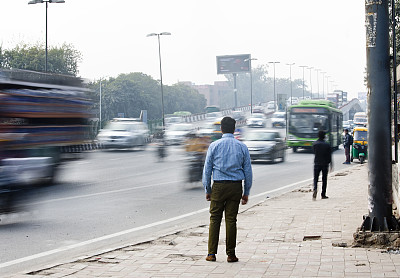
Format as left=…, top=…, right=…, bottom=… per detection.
left=0, top=125, right=353, bottom=276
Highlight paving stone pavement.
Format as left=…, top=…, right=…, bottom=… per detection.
left=10, top=164, right=400, bottom=277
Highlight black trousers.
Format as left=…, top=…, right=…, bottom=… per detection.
left=313, top=164, right=328, bottom=196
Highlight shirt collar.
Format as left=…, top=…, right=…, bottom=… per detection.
left=222, top=133, right=234, bottom=138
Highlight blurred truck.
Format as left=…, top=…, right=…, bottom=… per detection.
left=0, top=69, right=93, bottom=187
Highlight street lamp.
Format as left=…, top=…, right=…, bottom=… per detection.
left=147, top=32, right=171, bottom=127
left=245, top=58, right=257, bottom=114
left=28, top=0, right=65, bottom=72
left=321, top=71, right=326, bottom=99
left=315, top=69, right=320, bottom=99
left=299, top=65, right=307, bottom=100
left=326, top=75, right=331, bottom=96
left=307, top=67, right=313, bottom=99
left=286, top=63, right=295, bottom=105
left=268, top=61, right=280, bottom=110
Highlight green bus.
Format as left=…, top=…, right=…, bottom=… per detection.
left=205, top=105, right=220, bottom=113
left=287, top=100, right=343, bottom=152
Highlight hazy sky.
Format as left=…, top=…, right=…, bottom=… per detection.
left=1, top=1, right=367, bottom=98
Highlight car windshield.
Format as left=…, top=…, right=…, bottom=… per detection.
left=168, top=124, right=191, bottom=131
left=244, top=131, right=275, bottom=141
left=354, top=130, right=367, bottom=141
left=273, top=113, right=285, bottom=118
left=289, top=113, right=328, bottom=134
left=105, top=122, right=141, bottom=131
left=252, top=114, right=264, bottom=119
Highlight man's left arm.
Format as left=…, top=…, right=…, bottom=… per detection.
left=242, top=146, right=253, bottom=204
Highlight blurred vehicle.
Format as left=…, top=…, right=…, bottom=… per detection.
left=164, top=123, right=194, bottom=145
left=205, top=105, right=220, bottom=113
left=252, top=106, right=265, bottom=114
left=287, top=97, right=299, bottom=106
left=231, top=110, right=245, bottom=122
left=271, top=111, right=286, bottom=128
left=206, top=112, right=223, bottom=121
left=165, top=116, right=184, bottom=126
left=351, top=126, right=368, bottom=164
left=241, top=129, right=286, bottom=163
left=97, top=119, right=149, bottom=149
left=287, top=100, right=343, bottom=152
left=184, top=133, right=210, bottom=182
left=196, top=122, right=215, bottom=137
left=246, top=113, right=266, bottom=127
left=353, top=112, right=367, bottom=127
left=210, top=120, right=223, bottom=141
left=342, top=120, right=353, bottom=133
left=267, top=101, right=276, bottom=109
left=0, top=69, right=93, bottom=188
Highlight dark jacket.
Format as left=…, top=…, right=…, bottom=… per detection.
left=312, top=139, right=332, bottom=166
left=343, top=133, right=353, bottom=148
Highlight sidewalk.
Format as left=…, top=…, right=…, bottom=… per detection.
left=11, top=164, right=400, bottom=277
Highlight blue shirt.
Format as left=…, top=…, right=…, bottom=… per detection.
left=202, top=133, right=253, bottom=196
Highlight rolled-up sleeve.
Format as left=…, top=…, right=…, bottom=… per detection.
left=242, top=145, right=253, bottom=196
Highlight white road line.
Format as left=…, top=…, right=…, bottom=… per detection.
left=32, top=179, right=187, bottom=205
left=1, top=179, right=313, bottom=269
left=0, top=207, right=209, bottom=269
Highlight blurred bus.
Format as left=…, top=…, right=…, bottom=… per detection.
left=205, top=105, right=220, bottom=113
left=353, top=112, right=367, bottom=127
left=287, top=100, right=343, bottom=152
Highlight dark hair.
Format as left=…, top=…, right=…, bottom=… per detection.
left=344, top=128, right=349, bottom=132
left=221, top=117, right=236, bottom=134
left=318, top=130, right=326, bottom=140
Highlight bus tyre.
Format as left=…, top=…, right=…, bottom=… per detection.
left=293, top=147, right=297, bottom=153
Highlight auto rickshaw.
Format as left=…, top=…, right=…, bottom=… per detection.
left=350, top=126, right=368, bottom=164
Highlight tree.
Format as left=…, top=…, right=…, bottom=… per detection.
left=0, top=43, right=81, bottom=76
left=89, top=72, right=207, bottom=125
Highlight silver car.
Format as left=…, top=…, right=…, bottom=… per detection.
left=97, top=120, right=149, bottom=150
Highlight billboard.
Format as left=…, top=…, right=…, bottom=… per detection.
left=216, top=54, right=251, bottom=74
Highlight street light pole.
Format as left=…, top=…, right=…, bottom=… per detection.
left=315, top=69, right=320, bottom=99
left=245, top=58, right=258, bottom=114
left=28, top=0, right=65, bottom=72
left=268, top=62, right=280, bottom=110
left=286, top=63, right=295, bottom=105
left=147, top=32, right=171, bottom=128
left=307, top=67, right=313, bottom=99
left=299, top=66, right=307, bottom=100
left=321, top=71, right=326, bottom=99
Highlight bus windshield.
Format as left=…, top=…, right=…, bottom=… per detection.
left=289, top=113, right=328, bottom=135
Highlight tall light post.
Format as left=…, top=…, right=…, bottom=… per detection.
left=147, top=32, right=171, bottom=127
left=299, top=65, right=307, bottom=100
left=286, top=63, right=295, bottom=105
left=268, top=61, right=280, bottom=110
left=245, top=58, right=258, bottom=114
left=28, top=0, right=65, bottom=72
left=315, top=69, right=320, bottom=99
left=321, top=71, right=326, bottom=99
left=307, top=67, right=313, bottom=99
left=326, top=75, right=331, bottom=96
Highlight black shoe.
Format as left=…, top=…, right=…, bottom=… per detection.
left=312, top=190, right=317, bottom=200
left=321, top=195, right=329, bottom=199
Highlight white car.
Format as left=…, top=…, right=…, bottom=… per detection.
left=97, top=120, right=150, bottom=149
left=246, top=113, right=267, bottom=127
left=271, top=112, right=286, bottom=128
left=267, top=101, right=276, bottom=109
left=164, top=123, right=194, bottom=145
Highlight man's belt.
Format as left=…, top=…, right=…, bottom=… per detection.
left=213, top=180, right=242, bottom=184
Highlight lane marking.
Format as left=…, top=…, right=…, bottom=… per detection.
left=32, top=179, right=187, bottom=205
left=1, top=179, right=313, bottom=269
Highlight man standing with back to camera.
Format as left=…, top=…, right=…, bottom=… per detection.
left=312, top=130, right=332, bottom=200
left=202, top=116, right=253, bottom=263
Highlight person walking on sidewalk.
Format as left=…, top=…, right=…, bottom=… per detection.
left=343, top=128, right=353, bottom=164
left=312, top=130, right=332, bottom=200
left=202, top=116, right=253, bottom=263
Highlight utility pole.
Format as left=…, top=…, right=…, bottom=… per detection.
left=362, top=0, right=398, bottom=231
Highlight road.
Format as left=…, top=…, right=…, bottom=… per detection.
left=0, top=125, right=353, bottom=276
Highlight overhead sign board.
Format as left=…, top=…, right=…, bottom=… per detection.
left=216, top=54, right=251, bottom=74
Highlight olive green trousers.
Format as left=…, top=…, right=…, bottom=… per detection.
left=208, top=182, right=242, bottom=256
